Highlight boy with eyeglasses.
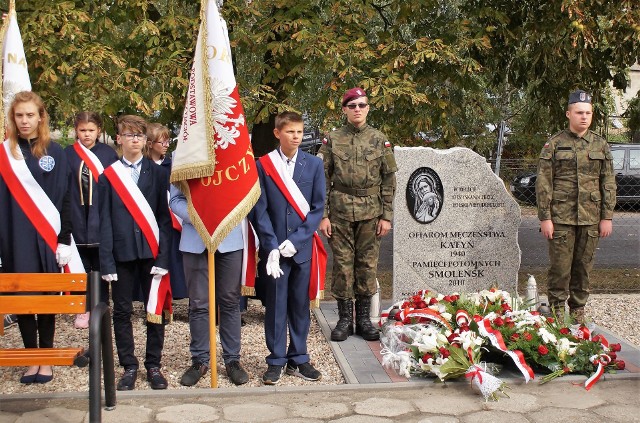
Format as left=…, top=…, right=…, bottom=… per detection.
left=317, top=87, right=397, bottom=342
left=99, top=115, right=173, bottom=390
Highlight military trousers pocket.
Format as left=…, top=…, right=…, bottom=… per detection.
left=549, top=230, right=571, bottom=262
left=581, top=229, right=600, bottom=264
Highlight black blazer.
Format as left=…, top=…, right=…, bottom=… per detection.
left=98, top=157, right=171, bottom=275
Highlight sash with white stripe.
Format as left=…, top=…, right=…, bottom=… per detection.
left=258, top=150, right=326, bottom=307
left=0, top=141, right=84, bottom=273
left=72, top=141, right=104, bottom=182
left=103, top=160, right=172, bottom=323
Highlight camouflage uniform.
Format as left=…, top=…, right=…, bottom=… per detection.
left=318, top=122, right=397, bottom=300
left=535, top=129, right=616, bottom=312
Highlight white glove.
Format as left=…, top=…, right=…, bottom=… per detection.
left=150, top=266, right=169, bottom=276
left=102, top=273, right=118, bottom=282
left=56, top=244, right=72, bottom=267
left=278, top=239, right=297, bottom=258
left=265, top=249, right=284, bottom=279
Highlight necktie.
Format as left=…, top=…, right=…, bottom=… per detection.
left=130, top=163, right=139, bottom=184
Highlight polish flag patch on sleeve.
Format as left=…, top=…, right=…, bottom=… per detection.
left=384, top=141, right=391, bottom=148
left=322, top=138, right=328, bottom=145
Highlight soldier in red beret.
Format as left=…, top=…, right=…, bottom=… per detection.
left=318, top=87, right=397, bottom=341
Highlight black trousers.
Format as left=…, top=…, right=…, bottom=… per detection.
left=111, top=258, right=164, bottom=370
left=78, top=246, right=110, bottom=309
left=17, top=314, right=55, bottom=349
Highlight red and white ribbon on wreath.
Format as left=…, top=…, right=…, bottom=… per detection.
left=478, top=317, right=535, bottom=382
left=585, top=353, right=612, bottom=391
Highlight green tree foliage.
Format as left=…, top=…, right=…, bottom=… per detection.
left=3, top=0, right=638, bottom=152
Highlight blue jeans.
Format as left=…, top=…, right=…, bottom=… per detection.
left=182, top=249, right=242, bottom=365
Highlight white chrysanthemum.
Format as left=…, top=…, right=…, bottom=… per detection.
left=538, top=327, right=557, bottom=344
left=441, top=312, right=452, bottom=322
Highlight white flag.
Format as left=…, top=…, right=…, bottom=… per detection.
left=2, top=9, right=31, bottom=115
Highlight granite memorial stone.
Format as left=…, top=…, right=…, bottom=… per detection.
left=393, top=147, right=521, bottom=300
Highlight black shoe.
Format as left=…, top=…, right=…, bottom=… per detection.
left=147, top=367, right=168, bottom=390
left=262, top=364, right=283, bottom=385
left=20, top=367, right=39, bottom=384
left=226, top=361, right=249, bottom=385
left=180, top=362, right=208, bottom=386
left=117, top=368, right=137, bottom=391
left=3, top=314, right=17, bottom=329
left=35, top=368, right=54, bottom=384
left=286, top=362, right=321, bottom=381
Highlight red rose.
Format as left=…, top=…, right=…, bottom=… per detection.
left=563, top=366, right=571, bottom=374
left=401, top=301, right=410, bottom=309
left=439, top=347, right=451, bottom=358
left=416, top=301, right=427, bottom=309
left=451, top=295, right=459, bottom=301
left=523, top=332, right=533, bottom=341
left=546, top=317, right=555, bottom=324
left=510, top=333, right=520, bottom=342
left=609, top=352, right=617, bottom=360
left=447, top=333, right=458, bottom=343
left=490, top=288, right=497, bottom=292
left=538, top=345, right=549, bottom=355
left=507, top=321, right=515, bottom=328
left=429, top=297, right=438, bottom=305
left=559, top=328, right=570, bottom=335
left=610, top=343, right=622, bottom=352
left=592, top=335, right=601, bottom=343
left=460, top=323, right=470, bottom=332
left=422, top=353, right=433, bottom=362
left=493, top=317, right=505, bottom=327
left=443, top=295, right=452, bottom=302
left=501, top=303, right=511, bottom=312
left=530, top=311, right=540, bottom=316
left=616, top=360, right=626, bottom=370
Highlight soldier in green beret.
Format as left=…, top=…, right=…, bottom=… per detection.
left=318, top=87, right=397, bottom=341
left=535, top=89, right=616, bottom=323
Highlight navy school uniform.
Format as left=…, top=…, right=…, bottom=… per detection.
left=98, top=157, right=171, bottom=370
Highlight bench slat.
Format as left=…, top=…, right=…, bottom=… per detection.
left=0, top=273, right=87, bottom=292
left=0, top=348, right=84, bottom=366
left=0, top=295, right=86, bottom=314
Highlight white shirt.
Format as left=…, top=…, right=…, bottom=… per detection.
left=279, top=148, right=298, bottom=178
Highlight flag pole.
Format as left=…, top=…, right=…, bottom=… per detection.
left=208, top=250, right=218, bottom=388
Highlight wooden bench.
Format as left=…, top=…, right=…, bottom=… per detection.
left=0, top=273, right=86, bottom=365
left=0, top=271, right=116, bottom=422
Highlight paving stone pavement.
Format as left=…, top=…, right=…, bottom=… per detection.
left=1, top=300, right=639, bottom=422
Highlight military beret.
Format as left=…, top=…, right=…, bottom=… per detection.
left=568, top=90, right=592, bottom=105
left=342, top=87, right=367, bottom=106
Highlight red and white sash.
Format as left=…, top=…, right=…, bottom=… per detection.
left=0, top=141, right=84, bottom=273
left=258, top=150, right=327, bottom=307
left=103, top=160, right=172, bottom=323
left=240, top=217, right=258, bottom=296
left=72, top=141, right=104, bottom=182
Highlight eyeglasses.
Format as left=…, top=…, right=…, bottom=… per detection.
left=346, top=103, right=369, bottom=110
left=154, top=140, right=170, bottom=146
left=122, top=133, right=147, bottom=141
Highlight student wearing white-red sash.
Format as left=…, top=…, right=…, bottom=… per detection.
left=98, top=115, right=172, bottom=391
left=251, top=112, right=326, bottom=385
left=0, top=91, right=72, bottom=384
left=65, top=112, right=118, bottom=329
left=146, top=123, right=187, bottom=300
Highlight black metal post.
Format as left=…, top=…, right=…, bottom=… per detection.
left=88, top=271, right=116, bottom=422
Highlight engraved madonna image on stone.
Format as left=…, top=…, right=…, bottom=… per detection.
left=406, top=167, right=443, bottom=224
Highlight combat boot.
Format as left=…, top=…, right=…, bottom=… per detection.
left=331, top=299, right=353, bottom=342
left=570, top=307, right=586, bottom=324
left=550, top=303, right=566, bottom=324
left=355, top=296, right=380, bottom=341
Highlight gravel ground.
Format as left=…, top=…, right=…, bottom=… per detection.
left=1, top=294, right=637, bottom=394
left=0, top=299, right=345, bottom=394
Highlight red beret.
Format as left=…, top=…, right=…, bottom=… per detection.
left=342, top=87, right=367, bottom=106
